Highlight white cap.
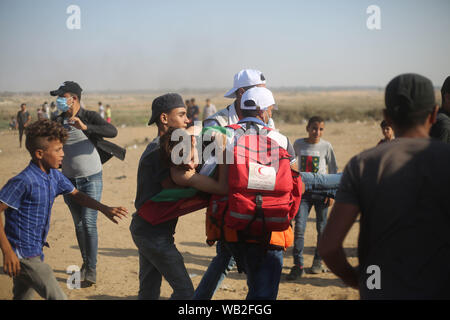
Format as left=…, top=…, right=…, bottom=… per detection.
left=224, top=69, right=266, bottom=98
left=241, top=87, right=276, bottom=111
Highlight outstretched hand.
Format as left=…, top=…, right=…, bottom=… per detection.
left=101, top=206, right=128, bottom=224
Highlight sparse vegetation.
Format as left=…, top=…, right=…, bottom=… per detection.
left=0, top=89, right=440, bottom=130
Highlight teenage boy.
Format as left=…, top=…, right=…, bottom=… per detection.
left=0, top=120, right=128, bottom=300
left=319, top=73, right=450, bottom=299
left=377, top=120, right=395, bottom=145
left=287, top=116, right=338, bottom=280
left=50, top=81, right=126, bottom=286
left=129, top=93, right=194, bottom=300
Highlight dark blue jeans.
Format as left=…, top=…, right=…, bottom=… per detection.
left=129, top=214, right=194, bottom=300
left=226, top=242, right=283, bottom=300
left=63, top=171, right=102, bottom=271
left=293, top=195, right=329, bottom=266
left=193, top=241, right=236, bottom=300
left=300, top=172, right=342, bottom=198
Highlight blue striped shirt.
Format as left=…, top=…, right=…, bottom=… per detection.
left=0, top=161, right=74, bottom=260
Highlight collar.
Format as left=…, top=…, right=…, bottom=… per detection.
left=238, top=117, right=267, bottom=127
left=28, top=161, right=51, bottom=180
left=227, top=103, right=239, bottom=124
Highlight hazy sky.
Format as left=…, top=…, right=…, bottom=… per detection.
left=0, top=0, right=449, bottom=92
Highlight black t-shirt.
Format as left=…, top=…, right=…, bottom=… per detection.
left=134, top=137, right=178, bottom=233
left=17, top=111, right=30, bottom=128
left=336, top=138, right=450, bottom=299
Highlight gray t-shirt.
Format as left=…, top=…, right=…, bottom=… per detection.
left=62, top=120, right=102, bottom=179
left=293, top=138, right=338, bottom=174
left=336, top=138, right=450, bottom=299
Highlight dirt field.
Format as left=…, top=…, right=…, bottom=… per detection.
left=0, top=120, right=382, bottom=300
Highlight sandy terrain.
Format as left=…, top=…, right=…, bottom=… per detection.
left=0, top=120, right=382, bottom=300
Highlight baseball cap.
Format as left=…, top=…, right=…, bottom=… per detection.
left=241, top=87, right=276, bottom=111
left=50, top=81, right=82, bottom=98
left=224, top=69, right=266, bottom=99
left=385, top=73, right=436, bottom=113
left=148, top=93, right=186, bottom=125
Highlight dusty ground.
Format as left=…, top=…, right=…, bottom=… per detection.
left=0, top=120, right=382, bottom=300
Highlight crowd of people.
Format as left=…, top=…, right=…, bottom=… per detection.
left=0, top=70, right=450, bottom=301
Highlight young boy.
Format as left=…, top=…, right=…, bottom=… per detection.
left=287, top=116, right=338, bottom=280
left=0, top=120, right=128, bottom=300
left=377, top=120, right=394, bottom=145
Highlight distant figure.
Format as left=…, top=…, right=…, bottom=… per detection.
left=187, top=98, right=200, bottom=127
left=42, top=102, right=50, bottom=119
left=202, top=99, right=217, bottom=120
left=9, top=117, right=17, bottom=130
left=16, top=103, right=31, bottom=148
left=37, top=108, right=45, bottom=121
left=49, top=102, right=59, bottom=120
left=105, top=105, right=112, bottom=123
left=98, top=102, right=105, bottom=119
left=430, top=76, right=450, bottom=143
left=377, top=120, right=394, bottom=145
left=319, top=73, right=450, bottom=299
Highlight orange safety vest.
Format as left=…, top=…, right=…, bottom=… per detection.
left=205, top=205, right=294, bottom=250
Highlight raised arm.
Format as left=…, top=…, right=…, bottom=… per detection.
left=171, top=164, right=228, bottom=195
left=71, top=111, right=118, bottom=138
left=68, top=189, right=128, bottom=224
left=0, top=202, right=21, bottom=277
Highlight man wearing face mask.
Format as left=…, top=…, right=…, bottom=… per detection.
left=50, top=81, right=125, bottom=286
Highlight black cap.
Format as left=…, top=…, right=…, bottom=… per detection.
left=148, top=93, right=186, bottom=125
left=50, top=81, right=82, bottom=98
left=385, top=73, right=436, bottom=113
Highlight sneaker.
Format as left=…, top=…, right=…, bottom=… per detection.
left=311, top=259, right=327, bottom=274
left=84, top=268, right=96, bottom=285
left=286, top=265, right=304, bottom=280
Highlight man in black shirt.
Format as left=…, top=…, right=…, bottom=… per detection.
left=319, top=74, right=450, bottom=299
left=130, top=93, right=193, bottom=300
left=16, top=103, right=31, bottom=148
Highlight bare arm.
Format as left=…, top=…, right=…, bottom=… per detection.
left=318, top=202, right=360, bottom=289
left=68, top=189, right=128, bottom=224
left=0, top=202, right=21, bottom=277
left=171, top=164, right=228, bottom=195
